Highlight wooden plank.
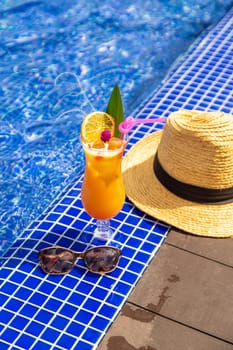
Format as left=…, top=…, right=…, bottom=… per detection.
left=98, top=303, right=233, bottom=350
left=128, top=244, right=233, bottom=343
left=166, top=228, right=233, bottom=267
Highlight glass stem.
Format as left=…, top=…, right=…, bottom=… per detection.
left=94, top=219, right=113, bottom=240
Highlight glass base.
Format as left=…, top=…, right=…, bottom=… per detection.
left=94, top=220, right=113, bottom=240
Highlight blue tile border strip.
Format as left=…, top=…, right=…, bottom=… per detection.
left=1, top=7, right=233, bottom=350
left=0, top=177, right=169, bottom=350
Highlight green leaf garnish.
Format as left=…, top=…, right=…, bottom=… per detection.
left=106, top=83, right=124, bottom=138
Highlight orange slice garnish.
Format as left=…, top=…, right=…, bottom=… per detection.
left=81, top=111, right=115, bottom=143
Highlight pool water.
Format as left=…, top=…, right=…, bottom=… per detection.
left=0, top=0, right=233, bottom=254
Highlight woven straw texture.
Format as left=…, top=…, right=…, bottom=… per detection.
left=122, top=110, right=233, bottom=237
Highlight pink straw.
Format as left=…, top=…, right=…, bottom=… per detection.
left=119, top=116, right=166, bottom=138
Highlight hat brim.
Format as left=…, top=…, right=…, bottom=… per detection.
left=122, top=132, right=233, bottom=238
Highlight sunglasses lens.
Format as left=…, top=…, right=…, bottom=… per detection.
left=39, top=248, right=76, bottom=274
left=84, top=246, right=121, bottom=273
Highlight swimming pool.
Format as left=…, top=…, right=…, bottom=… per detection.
left=0, top=0, right=233, bottom=254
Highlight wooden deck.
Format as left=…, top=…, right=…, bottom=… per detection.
left=99, top=228, right=233, bottom=350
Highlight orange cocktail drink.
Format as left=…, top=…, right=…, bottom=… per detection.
left=81, top=138, right=125, bottom=220
left=80, top=111, right=126, bottom=239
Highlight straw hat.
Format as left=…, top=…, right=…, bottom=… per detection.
left=122, top=110, right=233, bottom=237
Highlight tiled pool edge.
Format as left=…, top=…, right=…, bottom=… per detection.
left=0, top=174, right=169, bottom=350
left=132, top=7, right=233, bottom=118
left=1, top=7, right=233, bottom=350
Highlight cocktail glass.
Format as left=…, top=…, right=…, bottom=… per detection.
left=81, top=136, right=127, bottom=240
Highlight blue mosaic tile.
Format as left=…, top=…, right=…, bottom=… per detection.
left=41, top=328, right=61, bottom=343
left=1, top=7, right=233, bottom=350
left=32, top=340, right=52, bottom=350
left=5, top=298, right=24, bottom=313
left=67, top=207, right=80, bottom=217
left=14, top=286, right=32, bottom=300
left=91, top=316, right=109, bottom=331
left=147, top=233, right=164, bottom=244
left=46, top=213, right=60, bottom=221
left=67, top=291, right=86, bottom=305
left=29, top=292, right=47, bottom=306
left=75, top=310, right=93, bottom=323
left=106, top=293, right=124, bottom=307
left=118, top=256, right=130, bottom=268
left=83, top=298, right=101, bottom=312
left=113, top=281, right=132, bottom=295
left=51, top=316, right=70, bottom=331
left=15, top=334, right=36, bottom=349
left=35, top=309, right=54, bottom=323
left=98, top=304, right=117, bottom=318
left=59, top=304, right=77, bottom=318
left=23, top=276, right=41, bottom=289
left=135, top=251, right=151, bottom=264
left=0, top=310, right=15, bottom=323
left=133, top=228, right=148, bottom=239
left=11, top=316, right=30, bottom=330
left=122, top=246, right=137, bottom=258
left=98, top=276, right=116, bottom=290
left=1, top=282, right=18, bottom=295
left=0, top=294, right=8, bottom=305
left=75, top=341, right=93, bottom=350
left=59, top=215, right=74, bottom=225
left=25, top=322, right=44, bottom=337
left=61, top=197, right=75, bottom=205
left=1, top=328, right=20, bottom=343
left=128, top=260, right=145, bottom=273
left=121, top=271, right=138, bottom=284
left=0, top=341, right=11, bottom=350
left=50, top=223, right=67, bottom=235
left=53, top=204, right=67, bottom=213
left=38, top=221, right=53, bottom=230
left=107, top=267, right=122, bottom=279
left=82, top=328, right=101, bottom=343
left=76, top=281, right=94, bottom=294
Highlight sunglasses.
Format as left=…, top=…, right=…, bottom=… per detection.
left=38, top=245, right=122, bottom=275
